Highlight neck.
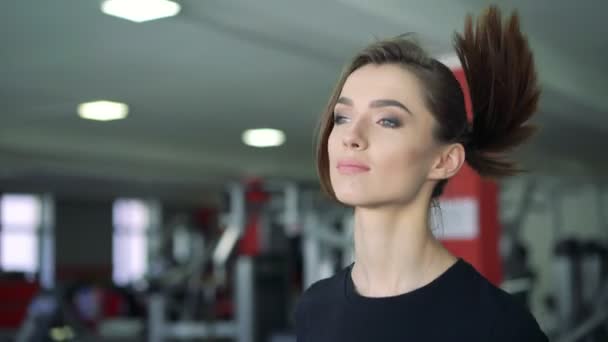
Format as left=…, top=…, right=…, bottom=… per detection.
left=351, top=199, right=456, bottom=297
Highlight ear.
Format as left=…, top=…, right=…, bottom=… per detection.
left=427, top=143, right=466, bottom=181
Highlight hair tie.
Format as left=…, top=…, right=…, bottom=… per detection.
left=464, top=125, right=476, bottom=152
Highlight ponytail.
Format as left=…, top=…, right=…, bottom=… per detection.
left=454, top=6, right=541, bottom=178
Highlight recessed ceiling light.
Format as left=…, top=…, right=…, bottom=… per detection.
left=242, top=128, right=285, bottom=148
left=78, top=100, right=128, bottom=122
left=101, top=0, right=181, bottom=23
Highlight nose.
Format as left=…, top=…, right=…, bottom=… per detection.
left=342, top=121, right=368, bottom=150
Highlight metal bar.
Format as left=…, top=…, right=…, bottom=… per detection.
left=39, top=193, right=55, bottom=289
left=236, top=256, right=254, bottom=342
left=166, top=321, right=238, bottom=338
left=148, top=293, right=165, bottom=342
left=555, top=308, right=608, bottom=342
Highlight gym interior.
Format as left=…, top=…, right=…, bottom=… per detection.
left=1, top=1, right=607, bottom=341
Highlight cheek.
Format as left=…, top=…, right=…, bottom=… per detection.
left=379, top=140, right=432, bottom=178
left=327, top=130, right=339, bottom=161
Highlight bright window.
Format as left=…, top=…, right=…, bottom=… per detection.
left=112, top=199, right=151, bottom=285
left=0, top=194, right=41, bottom=274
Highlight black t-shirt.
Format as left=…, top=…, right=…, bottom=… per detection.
left=294, top=258, right=548, bottom=341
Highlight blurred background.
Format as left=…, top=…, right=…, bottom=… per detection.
left=1, top=0, right=607, bottom=341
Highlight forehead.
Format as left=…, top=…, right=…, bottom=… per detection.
left=339, top=64, right=424, bottom=102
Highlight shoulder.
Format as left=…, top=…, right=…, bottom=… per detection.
left=296, top=268, right=345, bottom=313
left=475, top=275, right=548, bottom=341
left=448, top=260, right=547, bottom=341
left=294, top=268, right=346, bottom=339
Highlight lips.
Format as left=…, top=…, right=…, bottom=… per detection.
left=337, top=159, right=370, bottom=174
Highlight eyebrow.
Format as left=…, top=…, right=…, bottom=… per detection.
left=336, top=97, right=412, bottom=115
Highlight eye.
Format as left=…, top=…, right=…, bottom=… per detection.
left=333, top=113, right=348, bottom=125
left=378, top=118, right=401, bottom=128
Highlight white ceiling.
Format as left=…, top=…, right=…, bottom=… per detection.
left=1, top=0, right=607, bottom=202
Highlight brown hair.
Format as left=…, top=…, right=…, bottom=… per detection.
left=315, top=6, right=540, bottom=200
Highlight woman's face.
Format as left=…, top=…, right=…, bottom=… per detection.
left=328, top=63, right=442, bottom=208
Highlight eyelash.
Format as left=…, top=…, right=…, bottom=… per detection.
left=332, top=114, right=401, bottom=128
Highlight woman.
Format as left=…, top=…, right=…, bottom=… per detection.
left=295, top=5, right=548, bottom=342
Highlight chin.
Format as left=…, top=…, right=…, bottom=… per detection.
left=334, top=189, right=375, bottom=207
left=334, top=185, right=405, bottom=209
